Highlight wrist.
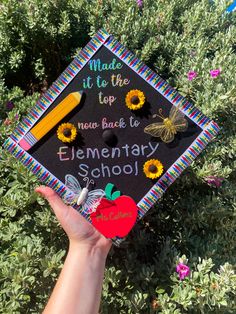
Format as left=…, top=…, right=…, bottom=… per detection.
left=68, top=239, right=111, bottom=260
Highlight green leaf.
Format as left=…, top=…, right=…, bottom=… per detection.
left=111, top=191, right=121, bottom=200
left=105, top=183, right=114, bottom=199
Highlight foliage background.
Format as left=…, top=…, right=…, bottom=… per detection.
left=0, top=0, right=235, bottom=313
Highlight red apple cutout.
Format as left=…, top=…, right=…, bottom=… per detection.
left=90, top=196, right=138, bottom=238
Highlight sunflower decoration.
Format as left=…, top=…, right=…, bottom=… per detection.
left=125, top=89, right=145, bottom=110
left=143, top=159, right=164, bottom=179
left=57, top=123, right=77, bottom=143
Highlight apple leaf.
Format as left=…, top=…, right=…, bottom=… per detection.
left=111, top=191, right=121, bottom=200
left=105, top=183, right=114, bottom=200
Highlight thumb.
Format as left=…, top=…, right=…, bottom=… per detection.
left=35, top=186, right=69, bottom=219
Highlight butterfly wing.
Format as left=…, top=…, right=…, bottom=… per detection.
left=144, top=122, right=175, bottom=143
left=64, top=174, right=82, bottom=204
left=169, top=106, right=188, bottom=132
left=175, top=119, right=188, bottom=132
left=144, top=122, right=166, bottom=138
left=65, top=174, right=82, bottom=193
left=83, top=189, right=105, bottom=214
left=160, top=128, right=175, bottom=143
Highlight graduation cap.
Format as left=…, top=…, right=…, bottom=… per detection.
left=3, top=29, right=219, bottom=245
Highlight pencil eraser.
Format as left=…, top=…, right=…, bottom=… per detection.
left=19, top=138, right=31, bottom=151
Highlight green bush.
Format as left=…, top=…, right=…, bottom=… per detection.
left=0, top=0, right=235, bottom=313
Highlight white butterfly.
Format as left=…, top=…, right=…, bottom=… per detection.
left=64, top=174, right=105, bottom=214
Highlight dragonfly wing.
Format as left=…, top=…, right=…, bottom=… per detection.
left=144, top=122, right=166, bottom=138
left=83, top=189, right=105, bottom=214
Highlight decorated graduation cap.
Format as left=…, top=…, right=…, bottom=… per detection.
left=3, top=29, right=219, bottom=245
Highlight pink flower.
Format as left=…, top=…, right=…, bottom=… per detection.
left=6, top=101, right=14, bottom=111
left=205, top=176, right=224, bottom=188
left=187, top=71, right=197, bottom=81
left=210, top=69, right=221, bottom=78
left=176, top=263, right=190, bottom=280
left=136, top=0, right=143, bottom=8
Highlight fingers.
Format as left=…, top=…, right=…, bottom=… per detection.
left=35, top=186, right=69, bottom=218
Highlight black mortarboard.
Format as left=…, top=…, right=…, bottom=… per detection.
left=3, top=29, right=219, bottom=245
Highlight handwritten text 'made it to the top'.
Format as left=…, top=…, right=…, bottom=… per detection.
left=82, top=58, right=131, bottom=107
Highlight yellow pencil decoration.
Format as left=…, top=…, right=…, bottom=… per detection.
left=19, top=91, right=83, bottom=150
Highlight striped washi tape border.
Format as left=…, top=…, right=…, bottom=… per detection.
left=104, top=36, right=210, bottom=129
left=10, top=29, right=110, bottom=143
left=137, top=120, right=220, bottom=217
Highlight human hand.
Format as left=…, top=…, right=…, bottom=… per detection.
left=35, top=186, right=112, bottom=256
